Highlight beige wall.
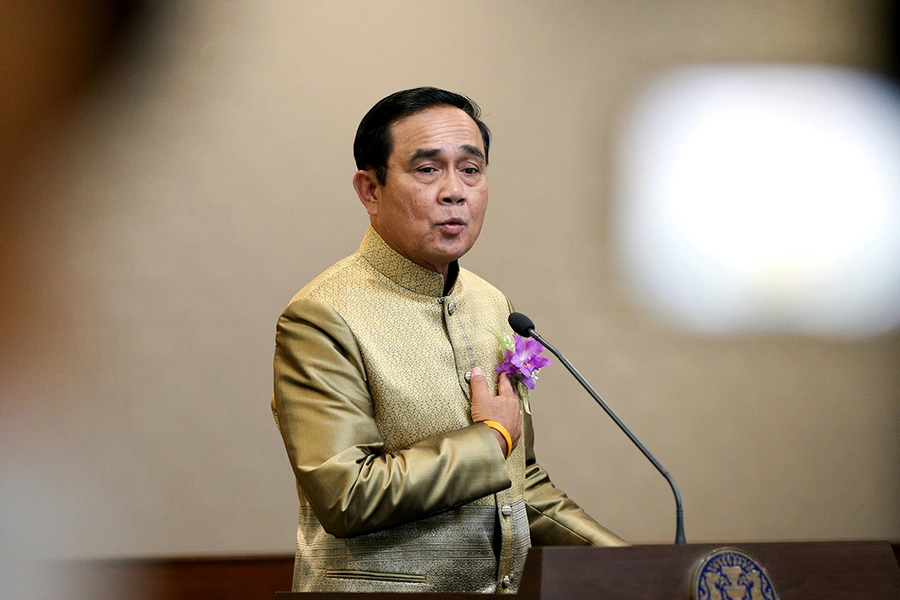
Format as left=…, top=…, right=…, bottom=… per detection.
left=2, top=0, right=897, bottom=580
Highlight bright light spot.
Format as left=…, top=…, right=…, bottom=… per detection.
left=615, top=66, right=900, bottom=336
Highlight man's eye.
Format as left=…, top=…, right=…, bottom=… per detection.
left=418, top=167, right=437, bottom=174
left=462, top=167, right=479, bottom=175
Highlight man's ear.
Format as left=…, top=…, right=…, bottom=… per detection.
left=353, top=170, right=380, bottom=217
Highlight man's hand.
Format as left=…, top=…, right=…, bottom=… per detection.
left=470, top=367, right=523, bottom=457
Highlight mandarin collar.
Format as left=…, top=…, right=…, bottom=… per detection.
left=358, top=227, right=460, bottom=298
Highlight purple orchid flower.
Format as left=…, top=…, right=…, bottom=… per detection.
left=496, top=334, right=551, bottom=390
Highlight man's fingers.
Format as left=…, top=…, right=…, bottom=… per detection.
left=497, top=372, right=515, bottom=396
left=472, top=369, right=516, bottom=404
left=470, top=367, right=489, bottom=393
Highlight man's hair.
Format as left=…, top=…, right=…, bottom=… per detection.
left=353, top=87, right=492, bottom=185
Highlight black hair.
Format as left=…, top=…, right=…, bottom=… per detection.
left=353, top=87, right=491, bottom=185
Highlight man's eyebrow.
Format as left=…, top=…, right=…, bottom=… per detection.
left=408, top=148, right=443, bottom=163
left=407, top=145, right=486, bottom=164
left=460, top=144, right=486, bottom=162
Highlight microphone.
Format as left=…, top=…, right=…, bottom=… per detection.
left=508, top=311, right=686, bottom=545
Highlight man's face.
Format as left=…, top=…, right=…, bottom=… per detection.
left=356, top=105, right=488, bottom=280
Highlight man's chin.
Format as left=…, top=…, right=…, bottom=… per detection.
left=435, top=240, right=476, bottom=263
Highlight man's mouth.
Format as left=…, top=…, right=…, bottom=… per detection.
left=438, top=219, right=466, bottom=233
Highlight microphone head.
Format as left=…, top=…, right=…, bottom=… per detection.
left=508, top=312, right=536, bottom=337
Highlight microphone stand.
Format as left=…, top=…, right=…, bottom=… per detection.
left=526, top=327, right=686, bottom=545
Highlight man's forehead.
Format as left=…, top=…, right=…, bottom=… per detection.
left=388, top=106, right=483, bottom=157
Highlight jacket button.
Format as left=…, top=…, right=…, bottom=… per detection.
left=464, top=371, right=472, bottom=382
left=501, top=505, right=512, bottom=517
left=501, top=575, right=512, bottom=588
left=447, top=303, right=456, bottom=315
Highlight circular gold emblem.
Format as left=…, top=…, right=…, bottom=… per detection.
left=692, top=548, right=779, bottom=600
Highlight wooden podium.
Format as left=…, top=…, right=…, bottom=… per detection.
left=274, top=541, right=900, bottom=599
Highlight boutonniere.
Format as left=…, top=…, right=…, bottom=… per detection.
left=491, top=328, right=551, bottom=415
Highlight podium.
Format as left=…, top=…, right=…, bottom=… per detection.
left=274, top=541, right=900, bottom=599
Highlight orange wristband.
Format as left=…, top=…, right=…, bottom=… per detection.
left=482, top=420, right=512, bottom=459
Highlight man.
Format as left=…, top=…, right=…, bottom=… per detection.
left=272, top=87, right=626, bottom=594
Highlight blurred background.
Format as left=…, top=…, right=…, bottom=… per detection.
left=1, top=1, right=898, bottom=598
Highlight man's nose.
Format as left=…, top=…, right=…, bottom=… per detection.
left=440, top=170, right=465, bottom=204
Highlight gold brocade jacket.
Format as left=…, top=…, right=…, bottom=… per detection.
left=272, top=227, right=626, bottom=594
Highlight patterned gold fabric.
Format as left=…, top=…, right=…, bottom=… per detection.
left=272, top=227, right=625, bottom=594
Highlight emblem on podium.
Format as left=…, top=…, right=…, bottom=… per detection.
left=692, top=548, right=779, bottom=600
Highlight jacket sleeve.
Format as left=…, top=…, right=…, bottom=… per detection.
left=272, top=297, right=512, bottom=538
left=522, top=410, right=629, bottom=547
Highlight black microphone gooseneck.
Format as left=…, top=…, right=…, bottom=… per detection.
left=508, top=311, right=686, bottom=545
